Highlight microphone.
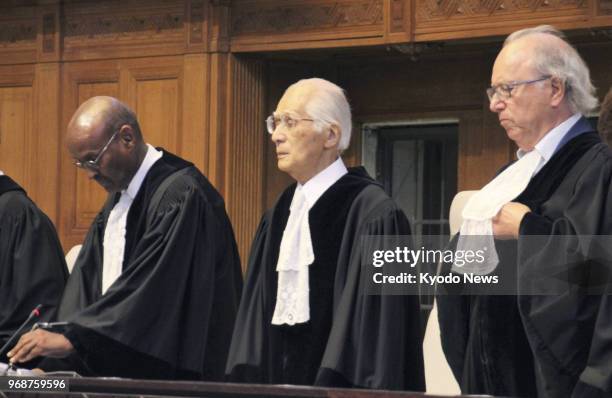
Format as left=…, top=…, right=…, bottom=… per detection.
left=0, top=304, right=43, bottom=360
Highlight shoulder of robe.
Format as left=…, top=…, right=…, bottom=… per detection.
left=150, top=167, right=223, bottom=213
left=0, top=190, right=36, bottom=223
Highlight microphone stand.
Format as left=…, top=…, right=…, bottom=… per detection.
left=0, top=304, right=42, bottom=375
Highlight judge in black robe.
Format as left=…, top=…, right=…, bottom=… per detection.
left=7, top=96, right=242, bottom=381
left=438, top=26, right=612, bottom=398
left=0, top=175, right=68, bottom=362
left=226, top=78, right=424, bottom=391
left=438, top=120, right=611, bottom=397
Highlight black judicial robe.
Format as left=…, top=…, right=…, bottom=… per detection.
left=225, top=167, right=425, bottom=391
left=438, top=117, right=612, bottom=397
left=517, top=129, right=612, bottom=397
left=0, top=176, right=68, bottom=361
left=44, top=150, right=242, bottom=380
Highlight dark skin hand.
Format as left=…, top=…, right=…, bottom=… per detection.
left=7, top=329, right=74, bottom=364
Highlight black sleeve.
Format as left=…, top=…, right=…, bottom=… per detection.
left=59, top=323, right=198, bottom=380
left=0, top=194, right=67, bottom=362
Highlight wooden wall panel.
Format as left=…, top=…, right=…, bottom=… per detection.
left=135, top=80, right=180, bottom=151
left=0, top=5, right=37, bottom=65
left=205, top=53, right=229, bottom=191
left=225, top=56, right=265, bottom=268
left=0, top=87, right=33, bottom=187
left=122, top=57, right=185, bottom=154
left=181, top=54, right=208, bottom=173
left=32, top=63, right=61, bottom=222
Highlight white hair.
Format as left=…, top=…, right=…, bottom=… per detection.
left=288, top=78, right=352, bottom=152
left=504, top=25, right=598, bottom=114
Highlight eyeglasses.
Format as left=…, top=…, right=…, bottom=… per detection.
left=486, top=75, right=552, bottom=101
left=73, top=129, right=120, bottom=170
left=265, top=114, right=315, bottom=134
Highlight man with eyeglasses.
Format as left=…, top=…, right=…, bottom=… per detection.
left=226, top=78, right=424, bottom=390
left=0, top=172, right=68, bottom=363
left=7, top=96, right=242, bottom=381
left=438, top=26, right=612, bottom=397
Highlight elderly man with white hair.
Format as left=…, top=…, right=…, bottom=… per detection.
left=225, top=78, right=425, bottom=391
left=438, top=25, right=612, bottom=398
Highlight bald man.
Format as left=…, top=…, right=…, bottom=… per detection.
left=7, top=97, right=242, bottom=380
left=437, top=26, right=612, bottom=397
left=226, top=78, right=424, bottom=390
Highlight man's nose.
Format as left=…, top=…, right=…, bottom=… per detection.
left=271, top=127, right=286, bottom=144
left=489, top=96, right=505, bottom=113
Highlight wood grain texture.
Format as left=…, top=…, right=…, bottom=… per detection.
left=0, top=5, right=37, bottom=64
left=598, top=0, right=612, bottom=14
left=225, top=56, right=265, bottom=269
left=62, top=0, right=185, bottom=61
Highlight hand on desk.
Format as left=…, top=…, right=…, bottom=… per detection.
left=7, top=329, right=74, bottom=364
left=492, top=202, right=531, bottom=239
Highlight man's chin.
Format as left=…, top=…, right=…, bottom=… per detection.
left=276, top=159, right=290, bottom=173
left=95, top=179, right=116, bottom=193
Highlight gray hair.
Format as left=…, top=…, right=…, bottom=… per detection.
left=504, top=25, right=598, bottom=114
left=598, top=87, right=612, bottom=142
left=292, top=78, right=352, bottom=152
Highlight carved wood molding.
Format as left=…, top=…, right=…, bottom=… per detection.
left=0, top=20, right=36, bottom=48
left=598, top=0, right=612, bottom=14
left=390, top=0, right=409, bottom=33
left=186, top=0, right=206, bottom=48
left=416, top=0, right=587, bottom=22
left=62, top=0, right=185, bottom=60
left=231, top=0, right=384, bottom=36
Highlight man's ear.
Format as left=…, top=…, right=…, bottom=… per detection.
left=119, top=125, right=135, bottom=148
left=550, top=77, right=566, bottom=107
left=324, top=124, right=341, bottom=149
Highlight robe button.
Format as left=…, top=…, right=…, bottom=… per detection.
left=288, top=314, right=293, bottom=320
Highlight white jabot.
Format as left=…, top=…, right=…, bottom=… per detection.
left=454, top=114, right=582, bottom=275
left=271, top=157, right=348, bottom=326
left=101, top=144, right=162, bottom=294
left=454, top=149, right=542, bottom=274
left=0, top=170, right=4, bottom=176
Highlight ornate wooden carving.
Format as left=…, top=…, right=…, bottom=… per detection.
left=416, top=0, right=587, bottom=21
left=598, top=0, right=612, bottom=14
left=42, top=13, right=55, bottom=52
left=187, top=0, right=206, bottom=45
left=0, top=21, right=36, bottom=47
left=64, top=13, right=182, bottom=40
left=62, top=1, right=185, bottom=60
left=391, top=0, right=407, bottom=33
left=231, top=0, right=384, bottom=35
left=208, top=0, right=230, bottom=52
